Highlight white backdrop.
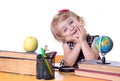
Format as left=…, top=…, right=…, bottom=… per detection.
left=0, top=0, right=120, bottom=61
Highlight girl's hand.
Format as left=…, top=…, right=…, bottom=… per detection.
left=77, top=25, right=87, bottom=42
left=65, top=25, right=87, bottom=45
left=65, top=35, right=80, bottom=44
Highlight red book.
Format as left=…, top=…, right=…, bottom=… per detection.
left=75, top=68, right=120, bottom=81
left=74, top=60, right=120, bottom=81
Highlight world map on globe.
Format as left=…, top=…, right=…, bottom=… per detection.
left=95, top=36, right=113, bottom=54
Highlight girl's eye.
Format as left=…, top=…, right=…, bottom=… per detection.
left=63, top=28, right=67, bottom=32
left=69, top=20, right=73, bottom=25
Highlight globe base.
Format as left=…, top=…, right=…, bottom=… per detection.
left=97, top=56, right=111, bottom=64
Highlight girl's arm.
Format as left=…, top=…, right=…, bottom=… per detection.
left=62, top=41, right=81, bottom=66
left=77, top=26, right=99, bottom=60
left=80, top=37, right=99, bottom=60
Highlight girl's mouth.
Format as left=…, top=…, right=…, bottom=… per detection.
left=72, top=29, right=77, bottom=35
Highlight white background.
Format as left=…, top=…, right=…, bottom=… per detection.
left=0, top=0, right=120, bottom=61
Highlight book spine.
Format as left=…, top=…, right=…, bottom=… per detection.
left=75, top=69, right=120, bottom=81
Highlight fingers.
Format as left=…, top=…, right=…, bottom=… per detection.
left=76, top=25, right=87, bottom=41
left=66, top=35, right=79, bottom=43
left=77, top=25, right=86, bottom=34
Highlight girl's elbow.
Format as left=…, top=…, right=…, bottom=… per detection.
left=86, top=56, right=98, bottom=60
left=65, top=61, right=75, bottom=66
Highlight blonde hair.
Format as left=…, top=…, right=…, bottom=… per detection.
left=50, top=10, right=85, bottom=42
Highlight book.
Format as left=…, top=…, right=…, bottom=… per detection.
left=78, top=60, right=120, bottom=74
left=75, top=68, right=120, bottom=81
left=74, top=60, right=120, bottom=81
left=0, top=50, right=56, bottom=75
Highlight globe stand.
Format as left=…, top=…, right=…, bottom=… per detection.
left=97, top=53, right=111, bottom=64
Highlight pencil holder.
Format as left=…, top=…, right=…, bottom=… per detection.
left=36, top=52, right=55, bottom=80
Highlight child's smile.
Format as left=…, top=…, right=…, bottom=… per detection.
left=70, top=27, right=78, bottom=36
left=57, top=17, right=81, bottom=38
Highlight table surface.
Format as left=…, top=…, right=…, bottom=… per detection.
left=0, top=71, right=108, bottom=81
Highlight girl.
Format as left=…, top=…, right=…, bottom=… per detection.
left=50, top=9, right=99, bottom=66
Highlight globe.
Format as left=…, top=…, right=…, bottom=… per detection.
left=95, top=36, right=113, bottom=54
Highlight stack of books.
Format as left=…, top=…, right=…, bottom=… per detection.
left=0, top=50, right=56, bottom=75
left=74, top=60, right=120, bottom=81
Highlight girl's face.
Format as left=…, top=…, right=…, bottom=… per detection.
left=57, top=17, right=83, bottom=41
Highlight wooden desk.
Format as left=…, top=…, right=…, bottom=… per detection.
left=0, top=71, right=108, bottom=81
left=0, top=51, right=110, bottom=81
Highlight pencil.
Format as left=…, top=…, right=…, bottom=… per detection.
left=40, top=48, right=54, bottom=77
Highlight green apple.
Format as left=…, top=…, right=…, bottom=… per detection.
left=23, top=36, right=38, bottom=52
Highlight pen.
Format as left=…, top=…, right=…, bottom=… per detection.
left=41, top=48, right=46, bottom=57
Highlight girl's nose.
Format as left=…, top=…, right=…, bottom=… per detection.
left=69, top=26, right=74, bottom=31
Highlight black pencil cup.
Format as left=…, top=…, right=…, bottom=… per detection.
left=36, top=52, right=56, bottom=80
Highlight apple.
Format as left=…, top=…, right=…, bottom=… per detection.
left=23, top=36, right=38, bottom=52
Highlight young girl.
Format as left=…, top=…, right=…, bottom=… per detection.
left=50, top=9, right=99, bottom=66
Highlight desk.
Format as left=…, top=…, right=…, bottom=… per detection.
left=0, top=51, right=109, bottom=81
left=0, top=71, right=108, bottom=81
